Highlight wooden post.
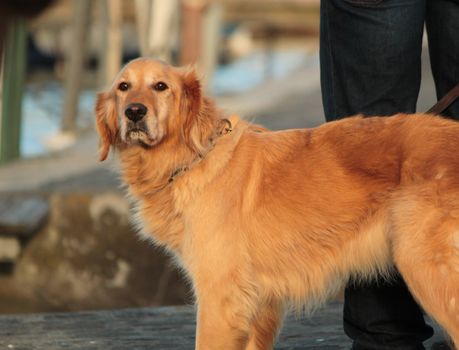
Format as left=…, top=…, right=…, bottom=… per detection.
left=148, top=0, right=178, bottom=62
left=0, top=19, right=27, bottom=164
left=61, top=0, right=91, bottom=132
left=135, top=0, right=178, bottom=61
left=200, top=2, right=222, bottom=90
left=134, top=0, right=151, bottom=57
left=99, top=0, right=123, bottom=86
left=179, top=0, right=207, bottom=66
left=180, top=0, right=221, bottom=90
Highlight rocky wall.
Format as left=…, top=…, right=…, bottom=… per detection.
left=0, top=192, right=190, bottom=314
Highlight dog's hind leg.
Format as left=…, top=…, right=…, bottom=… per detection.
left=395, top=245, right=459, bottom=348
left=391, top=194, right=459, bottom=349
left=246, top=298, right=284, bottom=350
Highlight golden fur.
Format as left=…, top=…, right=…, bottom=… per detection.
left=96, top=58, right=459, bottom=349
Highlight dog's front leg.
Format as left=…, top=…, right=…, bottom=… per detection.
left=195, top=291, right=255, bottom=350
left=245, top=299, right=284, bottom=350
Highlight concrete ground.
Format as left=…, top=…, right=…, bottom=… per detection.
left=0, top=303, right=449, bottom=349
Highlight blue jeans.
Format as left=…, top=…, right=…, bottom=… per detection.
left=320, top=0, right=459, bottom=349
left=321, top=0, right=459, bottom=121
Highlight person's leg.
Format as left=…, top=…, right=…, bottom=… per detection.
left=320, top=0, right=426, bottom=120
left=426, top=0, right=459, bottom=120
left=320, top=1, right=434, bottom=349
left=344, top=275, right=433, bottom=350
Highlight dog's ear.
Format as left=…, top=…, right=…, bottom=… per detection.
left=95, top=91, right=118, bottom=161
left=181, top=69, right=202, bottom=153
left=180, top=69, right=214, bottom=156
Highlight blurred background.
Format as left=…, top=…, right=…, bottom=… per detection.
left=0, top=0, right=436, bottom=315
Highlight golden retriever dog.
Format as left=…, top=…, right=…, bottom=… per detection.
left=95, top=58, right=459, bottom=349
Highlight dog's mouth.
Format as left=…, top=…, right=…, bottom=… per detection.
left=125, top=127, right=156, bottom=147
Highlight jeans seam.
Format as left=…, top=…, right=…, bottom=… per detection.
left=323, top=0, right=338, bottom=120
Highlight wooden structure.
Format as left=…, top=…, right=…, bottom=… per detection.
left=62, top=0, right=124, bottom=132
left=0, top=20, right=27, bottom=164
left=135, top=0, right=179, bottom=62
left=180, top=0, right=222, bottom=89
left=0, top=302, right=447, bottom=349
left=61, top=0, right=92, bottom=132
left=99, top=0, right=123, bottom=87
left=0, top=0, right=54, bottom=164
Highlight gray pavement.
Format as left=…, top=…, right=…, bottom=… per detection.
left=0, top=303, right=447, bottom=349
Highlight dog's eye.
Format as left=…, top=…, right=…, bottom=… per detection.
left=153, top=82, right=168, bottom=91
left=118, top=82, right=129, bottom=91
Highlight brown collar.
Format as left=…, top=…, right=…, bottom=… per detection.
left=145, top=117, right=235, bottom=196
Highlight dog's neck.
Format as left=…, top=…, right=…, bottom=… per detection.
left=118, top=137, right=191, bottom=197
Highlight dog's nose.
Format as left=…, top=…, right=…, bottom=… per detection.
left=125, top=103, right=147, bottom=122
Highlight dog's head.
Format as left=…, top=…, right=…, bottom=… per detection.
left=95, top=58, right=206, bottom=161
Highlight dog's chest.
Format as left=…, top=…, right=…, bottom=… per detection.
left=132, top=192, right=185, bottom=253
